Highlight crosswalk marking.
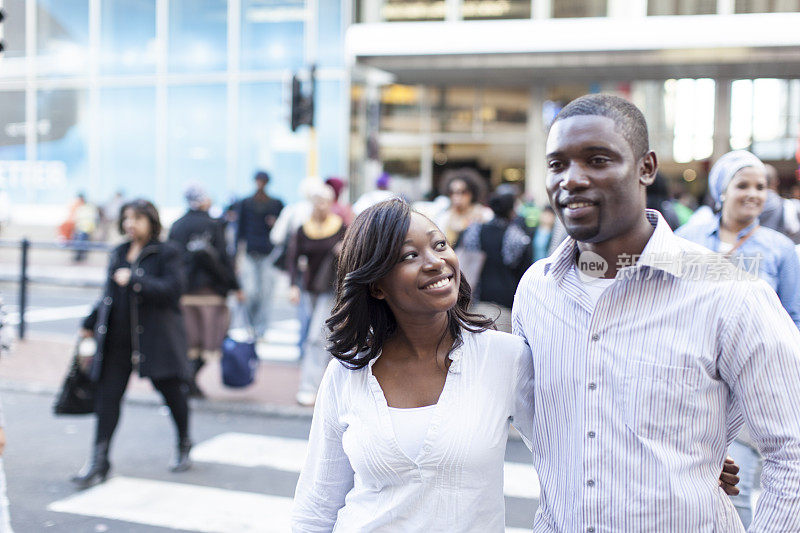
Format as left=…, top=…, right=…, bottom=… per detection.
left=48, top=477, right=293, bottom=533
left=49, top=432, right=538, bottom=532
left=4, top=304, right=92, bottom=325
left=192, top=432, right=540, bottom=500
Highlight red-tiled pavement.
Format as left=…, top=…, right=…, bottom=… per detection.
left=0, top=334, right=310, bottom=416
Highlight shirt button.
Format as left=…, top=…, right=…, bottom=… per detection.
left=587, top=528, right=596, bottom=533
left=588, top=431, right=596, bottom=438
left=135, top=268, right=144, bottom=276
left=103, top=296, right=112, bottom=306
left=136, top=326, right=144, bottom=334
left=591, top=333, right=600, bottom=341
left=423, top=445, right=431, bottom=453
left=588, top=382, right=597, bottom=391
left=97, top=325, right=107, bottom=334
left=587, top=479, right=595, bottom=487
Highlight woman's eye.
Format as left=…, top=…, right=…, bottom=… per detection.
left=401, top=252, right=417, bottom=261
left=435, top=241, right=447, bottom=250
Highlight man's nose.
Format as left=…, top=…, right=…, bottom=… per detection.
left=560, top=163, right=590, bottom=191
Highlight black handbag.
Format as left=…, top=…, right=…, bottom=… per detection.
left=53, top=350, right=96, bottom=415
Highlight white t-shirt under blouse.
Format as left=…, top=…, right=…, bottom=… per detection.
left=291, top=328, right=534, bottom=532
left=388, top=405, right=437, bottom=460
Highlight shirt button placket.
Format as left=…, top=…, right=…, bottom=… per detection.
left=585, top=325, right=602, bottom=531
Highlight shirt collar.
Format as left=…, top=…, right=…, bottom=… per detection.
left=544, top=209, right=686, bottom=282
left=705, top=214, right=760, bottom=240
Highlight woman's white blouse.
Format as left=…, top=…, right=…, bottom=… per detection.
left=291, top=328, right=534, bottom=532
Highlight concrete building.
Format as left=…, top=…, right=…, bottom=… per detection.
left=346, top=0, right=800, bottom=205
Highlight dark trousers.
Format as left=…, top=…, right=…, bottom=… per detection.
left=94, top=346, right=190, bottom=446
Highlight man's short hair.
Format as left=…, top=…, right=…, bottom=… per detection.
left=552, top=94, right=650, bottom=159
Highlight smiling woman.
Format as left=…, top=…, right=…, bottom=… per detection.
left=291, top=198, right=534, bottom=531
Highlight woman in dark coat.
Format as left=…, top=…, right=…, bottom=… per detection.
left=72, top=199, right=193, bottom=489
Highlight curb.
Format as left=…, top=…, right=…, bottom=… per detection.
left=0, top=379, right=314, bottom=421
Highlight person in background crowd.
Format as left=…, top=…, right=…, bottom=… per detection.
left=74, top=199, right=193, bottom=489
left=325, top=177, right=354, bottom=225
left=286, top=182, right=345, bottom=406
left=676, top=150, right=800, bottom=527
left=98, top=191, right=126, bottom=242
left=676, top=150, right=800, bottom=328
left=235, top=171, right=284, bottom=339
left=515, top=93, right=800, bottom=530
left=73, top=196, right=98, bottom=262
left=759, top=163, right=800, bottom=244
left=352, top=172, right=396, bottom=216
left=672, top=189, right=697, bottom=227
left=646, top=172, right=680, bottom=230
left=435, top=168, right=492, bottom=246
left=460, top=190, right=531, bottom=332
left=169, top=185, right=243, bottom=398
left=532, top=205, right=556, bottom=262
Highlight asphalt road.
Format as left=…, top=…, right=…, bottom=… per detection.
left=2, top=390, right=538, bottom=532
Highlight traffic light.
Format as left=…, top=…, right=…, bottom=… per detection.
left=0, top=8, right=5, bottom=54
left=290, top=66, right=315, bottom=132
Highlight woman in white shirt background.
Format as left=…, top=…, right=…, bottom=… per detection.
left=291, top=198, right=535, bottom=531
left=291, top=198, right=741, bottom=531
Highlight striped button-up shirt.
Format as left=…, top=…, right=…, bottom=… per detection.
left=512, top=210, right=800, bottom=532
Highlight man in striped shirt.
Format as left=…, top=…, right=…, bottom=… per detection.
left=512, top=94, right=800, bottom=531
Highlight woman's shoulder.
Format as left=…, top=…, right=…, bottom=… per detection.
left=464, top=328, right=528, bottom=358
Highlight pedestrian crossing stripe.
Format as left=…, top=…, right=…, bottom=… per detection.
left=48, top=476, right=293, bottom=533
left=49, top=432, right=540, bottom=532
left=48, top=477, right=534, bottom=533
left=191, top=432, right=540, bottom=500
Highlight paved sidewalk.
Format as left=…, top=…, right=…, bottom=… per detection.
left=0, top=334, right=312, bottom=419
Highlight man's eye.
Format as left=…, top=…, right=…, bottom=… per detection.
left=589, top=157, right=610, bottom=165
left=548, top=161, right=563, bottom=171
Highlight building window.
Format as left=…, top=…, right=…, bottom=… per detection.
left=664, top=78, right=715, bottom=163
left=735, top=0, right=800, bottom=12
left=731, top=79, right=800, bottom=160
left=241, top=0, right=306, bottom=70
left=36, top=0, right=90, bottom=77
left=647, top=0, right=716, bottom=15
left=100, top=1, right=157, bottom=75
left=552, top=0, right=608, bottom=17
left=169, top=0, right=228, bottom=73
left=381, top=0, right=447, bottom=21
left=463, top=0, right=532, bottom=20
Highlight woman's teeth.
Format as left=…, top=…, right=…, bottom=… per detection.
left=425, top=278, right=450, bottom=289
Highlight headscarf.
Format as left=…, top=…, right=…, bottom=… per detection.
left=708, top=150, right=766, bottom=207
left=184, top=184, right=210, bottom=210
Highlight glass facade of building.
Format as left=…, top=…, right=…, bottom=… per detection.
left=0, top=0, right=348, bottom=210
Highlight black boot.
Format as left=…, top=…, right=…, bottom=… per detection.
left=71, top=441, right=111, bottom=489
left=188, top=359, right=205, bottom=398
left=170, top=439, right=192, bottom=473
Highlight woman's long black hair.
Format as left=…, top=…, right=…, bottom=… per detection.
left=325, top=198, right=493, bottom=369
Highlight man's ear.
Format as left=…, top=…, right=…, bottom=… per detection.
left=639, top=150, right=658, bottom=187
left=369, top=283, right=385, bottom=300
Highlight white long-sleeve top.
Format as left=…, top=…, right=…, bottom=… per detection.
left=291, top=328, right=534, bottom=532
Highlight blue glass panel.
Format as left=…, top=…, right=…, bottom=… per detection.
left=238, top=82, right=305, bottom=204
left=241, top=0, right=305, bottom=70
left=98, top=88, right=157, bottom=202
left=100, top=0, right=157, bottom=75
left=36, top=89, right=89, bottom=203
left=167, top=85, right=228, bottom=205
left=169, top=0, right=228, bottom=73
left=317, top=0, right=343, bottom=68
left=37, top=0, right=90, bottom=77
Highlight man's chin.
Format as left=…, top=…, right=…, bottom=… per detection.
left=564, top=224, right=600, bottom=243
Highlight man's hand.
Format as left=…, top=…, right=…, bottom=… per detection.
left=113, top=267, right=132, bottom=287
left=718, top=456, right=740, bottom=495
left=289, top=286, right=301, bottom=305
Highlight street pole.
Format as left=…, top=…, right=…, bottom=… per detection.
left=308, top=127, right=318, bottom=178
left=18, top=238, right=28, bottom=339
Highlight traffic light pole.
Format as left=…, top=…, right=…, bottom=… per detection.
left=307, top=127, right=318, bottom=178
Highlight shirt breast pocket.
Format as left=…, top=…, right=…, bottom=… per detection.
left=624, top=359, right=701, bottom=441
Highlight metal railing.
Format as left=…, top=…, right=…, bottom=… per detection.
left=0, top=238, right=113, bottom=339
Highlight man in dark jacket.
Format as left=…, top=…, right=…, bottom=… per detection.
left=235, top=171, right=284, bottom=338
left=169, top=185, right=242, bottom=397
